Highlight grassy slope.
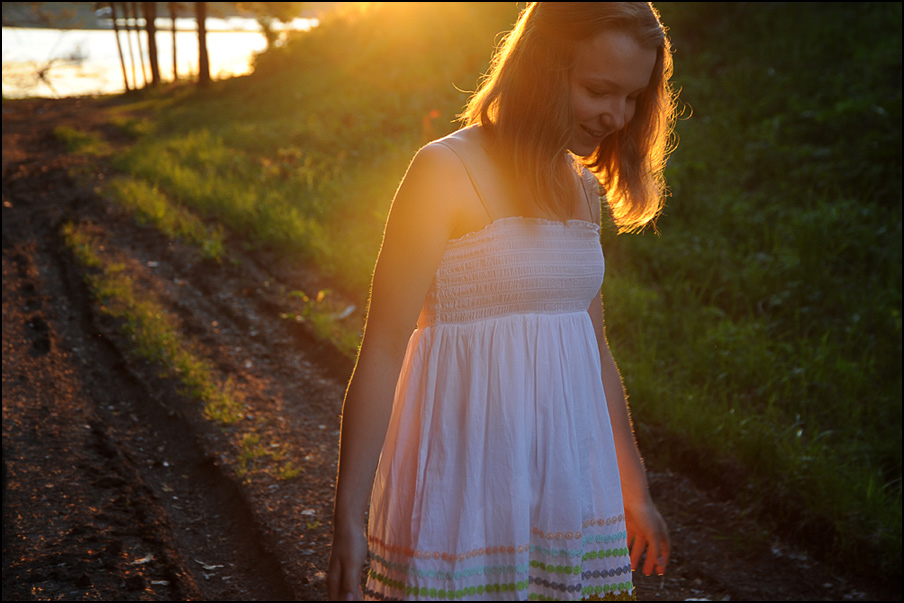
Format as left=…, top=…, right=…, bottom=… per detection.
left=103, top=1, right=900, bottom=575
left=608, top=2, right=902, bottom=568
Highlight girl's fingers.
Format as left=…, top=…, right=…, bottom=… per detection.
left=630, top=517, right=670, bottom=576
left=642, top=535, right=660, bottom=576
left=657, top=533, right=670, bottom=575
left=629, top=532, right=646, bottom=572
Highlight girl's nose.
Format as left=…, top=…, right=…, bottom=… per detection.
left=601, top=101, right=627, bottom=132
left=604, top=93, right=635, bottom=132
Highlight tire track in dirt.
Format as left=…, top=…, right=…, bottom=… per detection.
left=2, top=98, right=309, bottom=600
left=3, top=242, right=201, bottom=600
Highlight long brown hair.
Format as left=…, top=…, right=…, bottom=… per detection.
left=461, top=2, right=678, bottom=233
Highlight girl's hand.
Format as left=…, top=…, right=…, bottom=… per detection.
left=326, top=526, right=367, bottom=601
left=625, top=498, right=670, bottom=576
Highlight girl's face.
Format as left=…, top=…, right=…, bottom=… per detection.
left=568, top=29, right=658, bottom=157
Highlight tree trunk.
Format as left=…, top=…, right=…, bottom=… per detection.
left=109, top=2, right=131, bottom=91
left=143, top=2, right=160, bottom=86
left=121, top=2, right=138, bottom=89
left=195, top=2, right=210, bottom=86
left=131, top=3, right=148, bottom=87
left=169, top=2, right=178, bottom=81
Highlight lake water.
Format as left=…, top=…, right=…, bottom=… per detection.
left=2, top=16, right=316, bottom=98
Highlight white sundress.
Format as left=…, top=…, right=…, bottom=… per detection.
left=363, top=212, right=634, bottom=601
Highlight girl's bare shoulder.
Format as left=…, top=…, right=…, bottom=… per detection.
left=400, top=127, right=493, bottom=233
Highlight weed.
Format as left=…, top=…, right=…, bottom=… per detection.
left=280, top=288, right=360, bottom=357
left=276, top=462, right=302, bottom=481
left=236, top=428, right=302, bottom=481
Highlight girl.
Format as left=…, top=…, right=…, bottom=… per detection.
left=328, top=3, right=677, bottom=600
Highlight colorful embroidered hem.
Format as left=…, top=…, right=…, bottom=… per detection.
left=364, top=515, right=633, bottom=601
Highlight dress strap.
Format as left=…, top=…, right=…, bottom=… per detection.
left=434, top=139, right=493, bottom=222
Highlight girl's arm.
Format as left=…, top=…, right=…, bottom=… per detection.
left=326, top=142, right=475, bottom=601
left=588, top=293, right=670, bottom=577
left=582, top=169, right=668, bottom=576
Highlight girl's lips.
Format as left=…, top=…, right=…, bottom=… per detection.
left=572, top=125, right=611, bottom=156
left=582, top=125, right=608, bottom=138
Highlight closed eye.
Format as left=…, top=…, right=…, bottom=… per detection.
left=586, top=87, right=610, bottom=98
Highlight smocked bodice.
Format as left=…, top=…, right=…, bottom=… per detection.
left=417, top=217, right=605, bottom=327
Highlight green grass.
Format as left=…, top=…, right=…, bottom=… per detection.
left=280, top=288, right=361, bottom=357
left=107, top=177, right=225, bottom=261
left=92, top=1, right=899, bottom=576
left=62, top=221, right=244, bottom=424
left=609, top=1, right=902, bottom=569
left=53, top=125, right=111, bottom=156
left=114, top=128, right=336, bottom=267
left=236, top=430, right=303, bottom=481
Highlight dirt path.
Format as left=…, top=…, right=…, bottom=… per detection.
left=1, top=97, right=894, bottom=601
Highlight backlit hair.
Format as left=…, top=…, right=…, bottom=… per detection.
left=461, top=2, right=678, bottom=233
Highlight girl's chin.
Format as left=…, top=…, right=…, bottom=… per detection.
left=569, top=142, right=598, bottom=158
left=569, top=128, right=606, bottom=156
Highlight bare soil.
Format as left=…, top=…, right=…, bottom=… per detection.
left=2, top=97, right=896, bottom=601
